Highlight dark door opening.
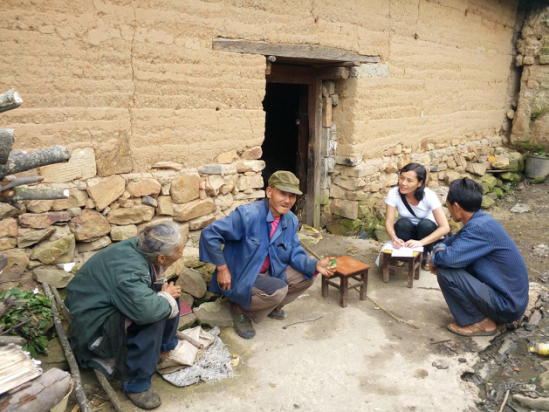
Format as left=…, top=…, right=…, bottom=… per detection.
left=261, top=82, right=309, bottom=218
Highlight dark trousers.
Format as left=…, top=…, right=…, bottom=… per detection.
left=394, top=217, right=438, bottom=252
left=124, top=308, right=179, bottom=393
left=437, top=268, right=505, bottom=326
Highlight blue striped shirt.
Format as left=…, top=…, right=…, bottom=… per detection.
left=433, top=210, right=529, bottom=321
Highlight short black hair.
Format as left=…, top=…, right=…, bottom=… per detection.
left=400, top=163, right=427, bottom=201
left=447, top=178, right=483, bottom=212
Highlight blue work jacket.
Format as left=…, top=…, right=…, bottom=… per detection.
left=199, top=199, right=318, bottom=309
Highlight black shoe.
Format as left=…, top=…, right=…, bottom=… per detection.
left=126, top=388, right=161, bottom=410
left=268, top=308, right=287, bottom=320
left=231, top=305, right=256, bottom=339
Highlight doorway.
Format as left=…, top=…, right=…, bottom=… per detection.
left=261, top=82, right=309, bottom=219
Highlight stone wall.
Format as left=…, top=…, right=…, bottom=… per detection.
left=0, top=147, right=265, bottom=291
left=511, top=2, right=549, bottom=150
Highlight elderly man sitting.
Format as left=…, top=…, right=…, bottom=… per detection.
left=65, top=222, right=184, bottom=410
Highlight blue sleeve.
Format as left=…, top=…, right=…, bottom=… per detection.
left=199, top=208, right=246, bottom=267
left=287, top=218, right=318, bottom=279
left=432, top=224, right=492, bottom=268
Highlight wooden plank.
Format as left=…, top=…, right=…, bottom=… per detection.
left=296, top=85, right=309, bottom=196
left=306, top=78, right=322, bottom=228
left=266, top=64, right=314, bottom=84
left=316, top=67, right=350, bottom=80
left=213, top=38, right=380, bottom=64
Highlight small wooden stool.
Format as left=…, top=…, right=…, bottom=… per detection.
left=381, top=250, right=422, bottom=288
left=321, top=256, right=370, bottom=308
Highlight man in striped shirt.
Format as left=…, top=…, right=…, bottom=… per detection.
left=430, top=178, right=529, bottom=337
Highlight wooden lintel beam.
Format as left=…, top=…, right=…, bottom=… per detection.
left=316, top=67, right=350, bottom=80
left=266, top=64, right=314, bottom=84
left=213, top=38, right=380, bottom=64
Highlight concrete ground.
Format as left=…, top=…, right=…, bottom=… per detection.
left=103, top=234, right=495, bottom=412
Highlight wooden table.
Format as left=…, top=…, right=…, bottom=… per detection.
left=381, top=249, right=422, bottom=288
left=321, top=256, right=370, bottom=308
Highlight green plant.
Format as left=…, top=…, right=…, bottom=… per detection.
left=533, top=148, right=548, bottom=158
left=530, top=106, right=549, bottom=120
left=0, top=288, right=53, bottom=357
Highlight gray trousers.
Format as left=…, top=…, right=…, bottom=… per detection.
left=437, top=267, right=503, bottom=326
left=240, top=266, right=314, bottom=323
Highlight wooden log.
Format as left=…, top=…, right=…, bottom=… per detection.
left=0, top=89, right=23, bottom=114
left=9, top=187, right=69, bottom=202
left=0, top=336, right=27, bottom=346
left=42, top=284, right=91, bottom=412
left=176, top=331, right=204, bottom=349
left=50, top=286, right=127, bottom=412
left=0, top=368, right=72, bottom=412
left=316, top=67, right=350, bottom=80
left=0, top=129, right=14, bottom=165
left=0, top=145, right=71, bottom=180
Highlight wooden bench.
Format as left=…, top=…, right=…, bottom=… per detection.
left=381, top=249, right=422, bottom=288
left=321, top=256, right=370, bottom=308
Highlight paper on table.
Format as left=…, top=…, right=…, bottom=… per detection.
left=375, top=241, right=423, bottom=266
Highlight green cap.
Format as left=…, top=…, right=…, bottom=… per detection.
left=268, top=171, right=303, bottom=195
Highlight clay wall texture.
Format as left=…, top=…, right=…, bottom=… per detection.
left=1, top=0, right=519, bottom=174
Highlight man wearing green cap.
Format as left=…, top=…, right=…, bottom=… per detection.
left=199, top=170, right=336, bottom=339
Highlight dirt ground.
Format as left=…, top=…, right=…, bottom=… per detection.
left=74, top=181, right=549, bottom=412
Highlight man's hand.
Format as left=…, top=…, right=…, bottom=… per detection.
left=429, top=248, right=444, bottom=275
left=316, top=257, right=337, bottom=278
left=161, top=281, right=181, bottom=299
left=217, top=264, right=232, bottom=290
left=392, top=238, right=405, bottom=249
left=404, top=239, right=423, bottom=249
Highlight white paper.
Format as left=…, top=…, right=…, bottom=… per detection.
left=375, top=240, right=423, bottom=266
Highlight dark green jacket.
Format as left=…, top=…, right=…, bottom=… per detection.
left=65, top=238, right=171, bottom=378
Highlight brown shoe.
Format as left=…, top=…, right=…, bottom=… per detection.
left=126, top=388, right=161, bottom=410
left=447, top=319, right=497, bottom=337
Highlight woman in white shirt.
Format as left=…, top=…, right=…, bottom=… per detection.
left=385, top=163, right=450, bottom=266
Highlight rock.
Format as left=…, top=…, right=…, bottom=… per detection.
left=241, top=146, right=262, bottom=160
left=51, top=189, right=88, bottom=211
left=481, top=196, right=495, bottom=209
left=69, top=210, right=111, bottom=241
left=36, top=337, right=68, bottom=371
left=17, top=227, right=56, bottom=248
left=180, top=268, right=207, bottom=298
left=40, top=147, right=96, bottom=183
left=170, top=173, right=200, bottom=204
left=189, top=214, right=216, bottom=230
left=26, top=200, right=54, bottom=214
left=33, top=266, right=73, bottom=288
left=31, top=235, right=75, bottom=264
left=499, top=172, right=521, bottom=184
left=126, top=179, right=161, bottom=198
left=0, top=218, right=18, bottom=251
left=510, top=203, right=531, bottom=213
left=326, top=219, right=363, bottom=236
left=513, top=394, right=549, bottom=411
left=156, top=196, right=174, bottom=216
left=0, top=203, right=18, bottom=220
left=152, top=161, right=183, bottom=171
left=76, top=235, right=112, bottom=252
left=110, top=225, right=138, bottom=241
left=193, top=299, right=233, bottom=327
left=234, top=190, right=265, bottom=200
left=490, top=156, right=510, bottom=169
left=335, top=156, right=363, bottom=166
left=0, top=249, right=29, bottom=282
left=180, top=292, right=194, bottom=307
left=507, top=152, right=524, bottom=172
left=142, top=196, right=158, bottom=208
left=205, top=175, right=225, bottom=196
left=173, top=198, right=216, bottom=222
left=432, top=360, right=449, bottom=370
left=330, top=199, right=358, bottom=220
left=465, top=163, right=487, bottom=176
left=87, top=175, right=126, bottom=211
left=235, top=160, right=265, bottom=173
left=214, top=193, right=234, bottom=210
left=19, top=212, right=71, bottom=229
left=492, top=187, right=503, bottom=198
left=198, top=164, right=237, bottom=176
left=183, top=247, right=203, bottom=268
left=107, top=205, right=155, bottom=225
left=217, top=150, right=238, bottom=164
left=178, top=313, right=198, bottom=330
left=480, top=175, right=498, bottom=190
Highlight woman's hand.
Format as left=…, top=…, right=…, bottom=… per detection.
left=404, top=239, right=423, bottom=249
left=392, top=238, right=405, bottom=249
left=316, top=257, right=337, bottom=277
left=161, top=281, right=181, bottom=299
